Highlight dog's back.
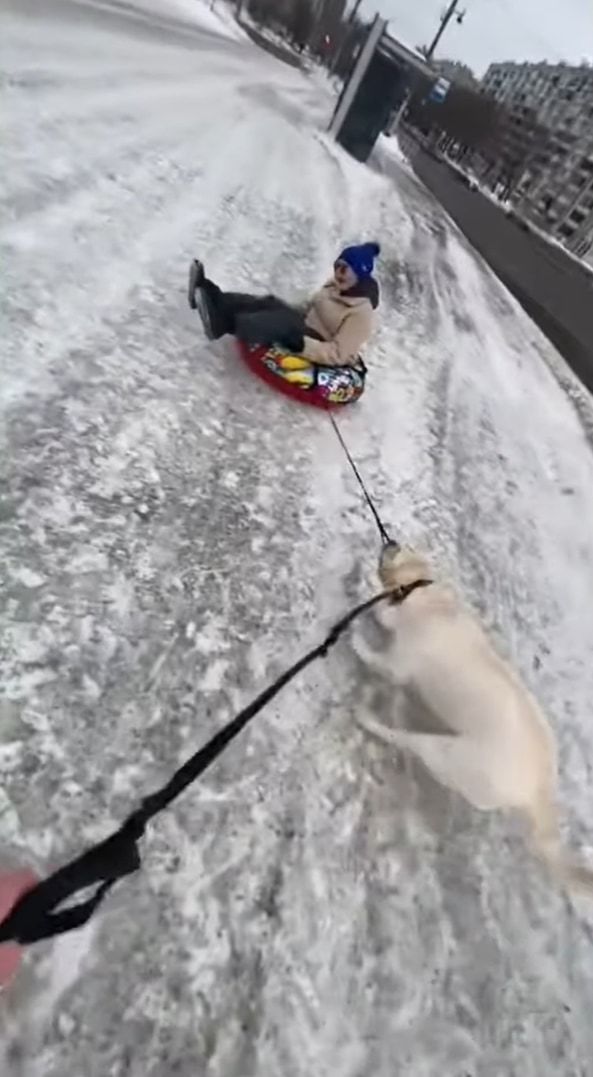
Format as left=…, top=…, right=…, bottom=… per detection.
left=392, top=586, right=555, bottom=805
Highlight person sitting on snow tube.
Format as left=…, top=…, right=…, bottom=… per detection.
left=187, top=241, right=381, bottom=370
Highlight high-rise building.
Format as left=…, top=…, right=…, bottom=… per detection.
left=481, top=62, right=593, bottom=260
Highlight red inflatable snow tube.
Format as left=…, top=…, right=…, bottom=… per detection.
left=237, top=342, right=366, bottom=409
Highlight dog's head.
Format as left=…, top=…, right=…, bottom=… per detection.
left=379, top=543, right=432, bottom=591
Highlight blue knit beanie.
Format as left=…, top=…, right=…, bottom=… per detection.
left=337, top=241, right=380, bottom=280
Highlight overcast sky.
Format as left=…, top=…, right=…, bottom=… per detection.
left=364, top=0, right=593, bottom=75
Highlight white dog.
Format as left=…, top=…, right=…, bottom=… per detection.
left=355, top=543, right=593, bottom=895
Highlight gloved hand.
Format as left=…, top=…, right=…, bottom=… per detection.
left=0, top=869, right=38, bottom=988
left=280, top=328, right=305, bottom=353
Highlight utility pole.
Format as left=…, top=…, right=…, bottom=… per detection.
left=424, top=0, right=466, bottom=62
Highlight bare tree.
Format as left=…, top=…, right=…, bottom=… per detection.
left=245, top=0, right=277, bottom=27
left=286, top=0, right=315, bottom=52
left=406, top=78, right=501, bottom=157
left=310, top=0, right=347, bottom=58
left=332, top=11, right=368, bottom=80
left=244, top=0, right=354, bottom=69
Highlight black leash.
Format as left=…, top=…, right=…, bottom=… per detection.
left=1, top=585, right=422, bottom=948
left=328, top=411, right=394, bottom=547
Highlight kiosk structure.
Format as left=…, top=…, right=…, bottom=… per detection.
left=329, top=18, right=434, bottom=163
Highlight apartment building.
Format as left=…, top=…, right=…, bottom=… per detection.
left=481, top=62, right=593, bottom=260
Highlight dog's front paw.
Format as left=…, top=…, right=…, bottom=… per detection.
left=356, top=710, right=407, bottom=754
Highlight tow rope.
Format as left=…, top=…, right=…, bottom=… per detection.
left=327, top=411, right=395, bottom=548
left=0, top=581, right=430, bottom=947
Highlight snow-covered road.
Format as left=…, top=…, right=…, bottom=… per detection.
left=2, top=2, right=593, bottom=1074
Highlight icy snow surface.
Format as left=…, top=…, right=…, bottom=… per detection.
left=116, top=0, right=248, bottom=41
left=2, top=1, right=593, bottom=1074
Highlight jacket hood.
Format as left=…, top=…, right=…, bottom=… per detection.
left=342, top=276, right=380, bottom=310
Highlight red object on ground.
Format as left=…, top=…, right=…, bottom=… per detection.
left=236, top=342, right=355, bottom=410
left=0, top=869, right=38, bottom=989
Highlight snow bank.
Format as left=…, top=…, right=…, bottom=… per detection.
left=97, top=0, right=247, bottom=40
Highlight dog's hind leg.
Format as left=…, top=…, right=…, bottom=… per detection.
left=366, top=727, right=502, bottom=811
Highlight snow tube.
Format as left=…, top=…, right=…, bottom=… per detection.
left=237, top=342, right=366, bottom=409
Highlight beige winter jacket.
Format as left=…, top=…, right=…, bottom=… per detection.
left=302, top=279, right=378, bottom=366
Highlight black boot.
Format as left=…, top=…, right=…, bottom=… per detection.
left=188, top=260, right=221, bottom=340
left=187, top=259, right=205, bottom=310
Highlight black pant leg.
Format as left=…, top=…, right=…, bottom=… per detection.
left=201, top=284, right=287, bottom=337
left=220, top=293, right=289, bottom=321
left=235, top=306, right=307, bottom=352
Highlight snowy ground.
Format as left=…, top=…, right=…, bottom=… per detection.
left=2, top=1, right=593, bottom=1074
left=117, top=0, right=247, bottom=41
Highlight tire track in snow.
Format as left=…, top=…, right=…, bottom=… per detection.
left=3, top=31, right=246, bottom=133
left=2, top=77, right=244, bottom=217
left=1, top=92, right=272, bottom=403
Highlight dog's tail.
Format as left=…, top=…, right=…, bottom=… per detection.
left=527, top=794, right=593, bottom=897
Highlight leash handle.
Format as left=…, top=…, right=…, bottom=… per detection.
left=0, top=820, right=143, bottom=945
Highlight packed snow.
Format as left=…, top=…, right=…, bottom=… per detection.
left=2, top=1, right=593, bottom=1074
left=95, top=0, right=247, bottom=40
